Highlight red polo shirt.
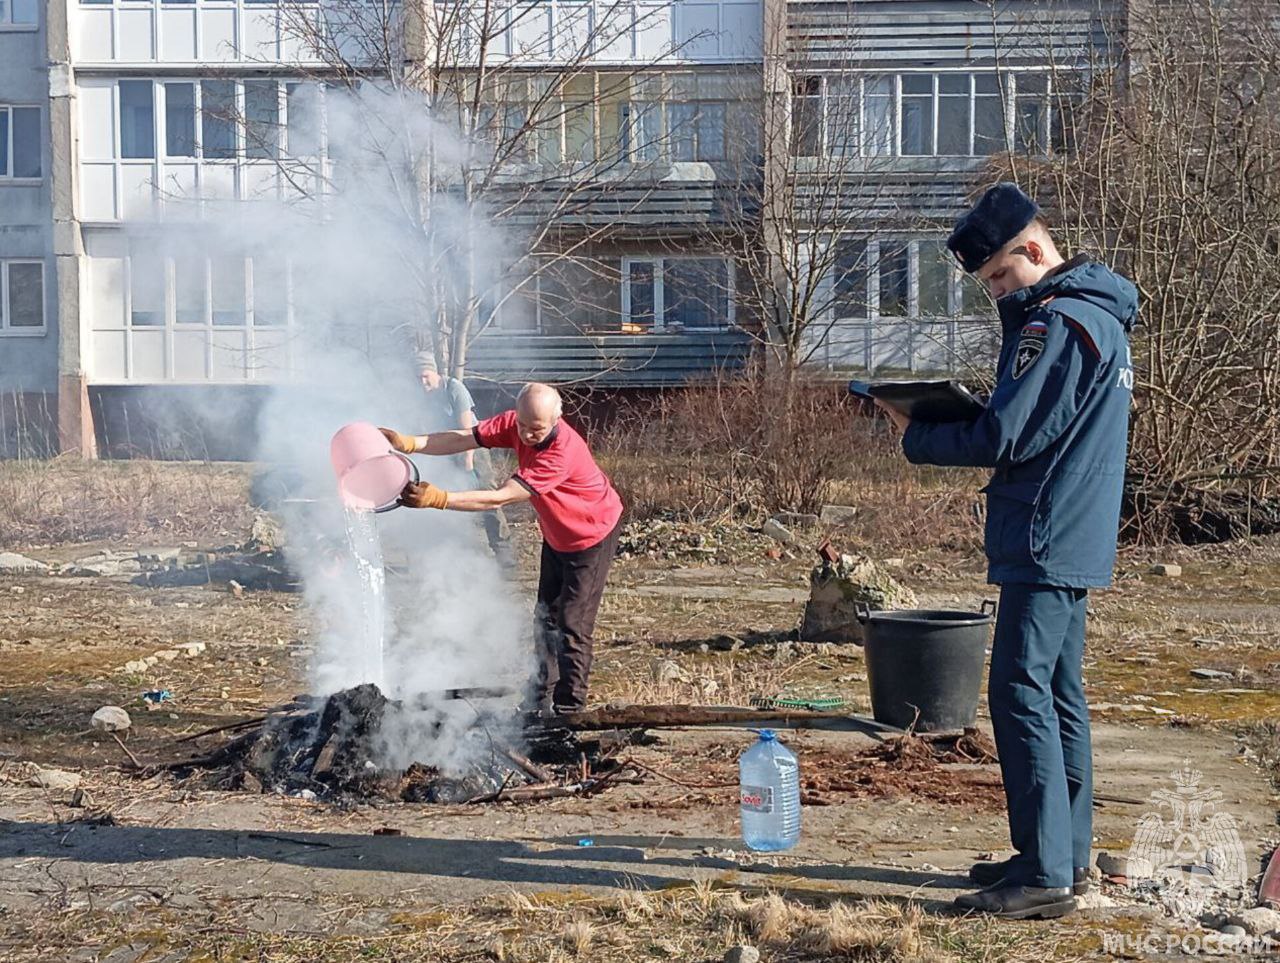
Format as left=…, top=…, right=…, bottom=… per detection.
left=474, top=410, right=623, bottom=553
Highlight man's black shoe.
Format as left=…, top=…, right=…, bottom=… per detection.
left=969, top=860, right=1090, bottom=895
left=954, top=884, right=1076, bottom=919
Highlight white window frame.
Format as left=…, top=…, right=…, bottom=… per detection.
left=0, top=0, right=39, bottom=29
left=798, top=69, right=1060, bottom=160
left=125, top=246, right=294, bottom=330
left=101, top=246, right=295, bottom=381
left=71, top=0, right=327, bottom=104
left=621, top=255, right=736, bottom=331
left=475, top=70, right=739, bottom=170
left=82, top=77, right=323, bottom=220
left=0, top=259, right=47, bottom=335
left=0, top=105, right=43, bottom=181
left=826, top=237, right=984, bottom=323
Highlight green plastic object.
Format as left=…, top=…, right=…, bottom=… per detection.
left=751, top=695, right=848, bottom=711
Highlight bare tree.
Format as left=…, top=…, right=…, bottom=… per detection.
left=1001, top=0, right=1280, bottom=540
left=717, top=1, right=1005, bottom=385
left=239, top=0, right=697, bottom=379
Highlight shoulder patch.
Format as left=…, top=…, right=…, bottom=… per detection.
left=1012, top=320, right=1048, bottom=379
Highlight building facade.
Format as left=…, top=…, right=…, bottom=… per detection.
left=0, top=0, right=1122, bottom=456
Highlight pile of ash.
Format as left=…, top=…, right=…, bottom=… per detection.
left=170, top=684, right=642, bottom=804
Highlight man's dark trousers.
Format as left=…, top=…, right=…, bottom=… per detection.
left=535, top=520, right=622, bottom=711
left=989, top=583, right=1092, bottom=890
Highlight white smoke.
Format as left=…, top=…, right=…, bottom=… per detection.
left=231, top=82, right=536, bottom=774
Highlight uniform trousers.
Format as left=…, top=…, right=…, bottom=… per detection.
left=989, top=582, right=1093, bottom=889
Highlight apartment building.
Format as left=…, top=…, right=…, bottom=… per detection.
left=0, top=0, right=59, bottom=454
left=0, top=0, right=1122, bottom=456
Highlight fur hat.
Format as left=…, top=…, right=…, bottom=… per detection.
left=947, top=182, right=1041, bottom=274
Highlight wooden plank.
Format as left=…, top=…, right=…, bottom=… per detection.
left=545, top=703, right=903, bottom=737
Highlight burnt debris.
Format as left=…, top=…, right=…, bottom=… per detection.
left=169, top=684, right=643, bottom=804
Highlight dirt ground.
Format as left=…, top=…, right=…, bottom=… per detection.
left=1, top=515, right=1280, bottom=961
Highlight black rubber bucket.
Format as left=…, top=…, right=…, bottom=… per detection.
left=857, top=601, right=995, bottom=732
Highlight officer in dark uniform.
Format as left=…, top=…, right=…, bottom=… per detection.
left=878, top=183, right=1137, bottom=919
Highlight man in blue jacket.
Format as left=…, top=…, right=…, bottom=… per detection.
left=879, top=183, right=1137, bottom=919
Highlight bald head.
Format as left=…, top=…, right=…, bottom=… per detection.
left=515, top=382, right=562, bottom=446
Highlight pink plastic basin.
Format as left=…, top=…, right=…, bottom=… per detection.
left=330, top=421, right=415, bottom=511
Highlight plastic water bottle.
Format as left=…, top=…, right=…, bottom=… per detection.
left=738, top=729, right=801, bottom=851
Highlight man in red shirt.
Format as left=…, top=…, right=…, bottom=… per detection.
left=379, top=383, right=624, bottom=714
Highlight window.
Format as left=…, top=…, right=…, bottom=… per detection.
left=791, top=76, right=821, bottom=157
left=564, top=100, right=594, bottom=164
left=244, top=81, right=280, bottom=159
left=620, top=101, right=662, bottom=162
left=832, top=240, right=868, bottom=318
left=1, top=261, right=44, bottom=331
left=0, top=106, right=40, bottom=178
left=973, top=74, right=1005, bottom=154
left=471, top=71, right=741, bottom=169
left=479, top=272, right=537, bottom=332
left=202, top=80, right=236, bottom=159
left=119, top=80, right=155, bottom=159
left=130, top=249, right=295, bottom=329
left=670, top=102, right=725, bottom=162
left=665, top=259, right=730, bottom=327
left=285, top=83, right=321, bottom=157
left=864, top=76, right=894, bottom=156
left=623, top=256, right=733, bottom=330
left=174, top=256, right=205, bottom=324
left=937, top=75, right=970, bottom=156
left=826, top=238, right=996, bottom=321
left=479, top=258, right=617, bottom=333
left=0, top=0, right=38, bottom=26
left=539, top=259, right=597, bottom=333
left=627, top=261, right=655, bottom=331
left=1014, top=75, right=1048, bottom=154
left=878, top=242, right=910, bottom=317
left=164, top=83, right=196, bottom=158
left=129, top=250, right=164, bottom=326
left=825, top=77, right=859, bottom=157
left=917, top=240, right=951, bottom=316
left=251, top=254, right=289, bottom=325
left=900, top=76, right=934, bottom=157
left=211, top=256, right=246, bottom=325
left=801, top=72, right=1061, bottom=159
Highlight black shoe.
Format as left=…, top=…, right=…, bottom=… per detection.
left=969, top=860, right=1090, bottom=896
left=954, top=884, right=1076, bottom=919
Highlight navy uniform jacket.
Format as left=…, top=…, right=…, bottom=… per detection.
left=903, top=255, right=1138, bottom=588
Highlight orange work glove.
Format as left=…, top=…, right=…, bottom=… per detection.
left=399, top=481, right=449, bottom=510
left=379, top=426, right=416, bottom=454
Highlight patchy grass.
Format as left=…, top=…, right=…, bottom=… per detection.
left=0, top=458, right=254, bottom=548
left=0, top=885, right=1053, bottom=963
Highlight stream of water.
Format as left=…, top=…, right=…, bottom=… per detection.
left=342, top=507, right=387, bottom=693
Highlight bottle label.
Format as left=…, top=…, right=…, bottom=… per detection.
left=740, top=785, right=774, bottom=813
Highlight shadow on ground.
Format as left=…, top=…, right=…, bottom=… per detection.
left=0, top=819, right=970, bottom=911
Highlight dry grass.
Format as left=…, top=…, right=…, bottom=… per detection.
left=561, top=919, right=597, bottom=956
left=594, top=377, right=986, bottom=557
left=717, top=892, right=978, bottom=961
left=0, top=881, right=1056, bottom=963
left=598, top=651, right=819, bottom=707
left=0, top=457, right=254, bottom=547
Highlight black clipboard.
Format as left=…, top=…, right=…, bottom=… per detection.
left=848, top=379, right=985, bottom=423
